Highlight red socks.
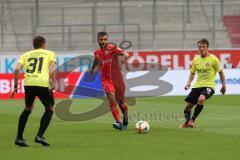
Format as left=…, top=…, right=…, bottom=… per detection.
left=109, top=100, right=121, bottom=123
left=120, top=104, right=128, bottom=117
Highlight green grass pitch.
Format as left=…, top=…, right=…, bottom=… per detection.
left=0, top=95, right=240, bottom=160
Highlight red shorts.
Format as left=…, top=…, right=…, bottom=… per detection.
left=102, top=80, right=126, bottom=103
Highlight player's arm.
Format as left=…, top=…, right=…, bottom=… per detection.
left=49, top=61, right=57, bottom=90
left=214, top=57, right=226, bottom=95
left=90, top=58, right=98, bottom=76
left=113, top=47, right=129, bottom=64
left=185, top=60, right=196, bottom=90
left=10, top=63, right=22, bottom=98
left=118, top=51, right=129, bottom=65
left=184, top=72, right=195, bottom=90
left=219, top=70, right=226, bottom=95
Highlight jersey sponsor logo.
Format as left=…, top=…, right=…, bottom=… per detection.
left=197, top=69, right=208, bottom=74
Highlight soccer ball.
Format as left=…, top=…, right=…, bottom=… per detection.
left=135, top=121, right=150, bottom=134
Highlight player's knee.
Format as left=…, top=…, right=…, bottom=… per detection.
left=119, top=102, right=127, bottom=108
left=46, top=106, right=54, bottom=113
left=49, top=106, right=54, bottom=112
left=119, top=103, right=124, bottom=108
left=25, top=104, right=34, bottom=112
left=108, top=99, right=118, bottom=110
left=198, top=95, right=206, bottom=105
left=107, top=93, right=116, bottom=101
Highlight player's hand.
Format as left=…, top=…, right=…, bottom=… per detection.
left=123, top=51, right=129, bottom=58
left=49, top=86, right=55, bottom=91
left=220, top=85, right=226, bottom=95
left=49, top=79, right=56, bottom=90
left=184, top=83, right=191, bottom=90
left=49, top=82, right=55, bottom=96
left=10, top=87, right=18, bottom=99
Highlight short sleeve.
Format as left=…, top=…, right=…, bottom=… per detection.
left=191, top=58, right=196, bottom=74
left=49, top=51, right=56, bottom=63
left=18, top=54, right=25, bottom=66
left=213, top=56, right=222, bottom=72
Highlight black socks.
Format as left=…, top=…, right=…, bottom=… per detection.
left=37, top=109, right=53, bottom=137
left=192, top=104, right=204, bottom=121
left=184, top=109, right=191, bottom=122
left=17, top=109, right=31, bottom=139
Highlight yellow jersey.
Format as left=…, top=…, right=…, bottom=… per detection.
left=191, top=54, right=222, bottom=90
left=18, top=49, right=56, bottom=87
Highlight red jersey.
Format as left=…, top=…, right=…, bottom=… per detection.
left=94, top=48, right=124, bottom=83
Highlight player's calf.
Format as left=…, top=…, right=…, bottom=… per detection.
left=192, top=95, right=205, bottom=123
left=119, top=103, right=128, bottom=129
left=183, top=103, right=193, bottom=122
left=180, top=103, right=193, bottom=128
left=37, top=107, right=54, bottom=138
left=16, top=109, right=32, bottom=140
left=191, top=104, right=204, bottom=122
left=107, top=93, right=121, bottom=124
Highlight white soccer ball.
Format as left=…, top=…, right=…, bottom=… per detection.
left=135, top=121, right=150, bottom=134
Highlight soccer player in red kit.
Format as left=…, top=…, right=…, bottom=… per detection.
left=90, top=32, right=129, bottom=130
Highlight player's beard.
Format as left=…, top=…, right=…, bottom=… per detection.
left=99, top=43, right=106, bottom=49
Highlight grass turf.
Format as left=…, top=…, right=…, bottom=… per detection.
left=0, top=95, right=239, bottom=160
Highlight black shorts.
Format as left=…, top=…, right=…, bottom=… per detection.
left=24, top=86, right=54, bottom=108
left=185, top=87, right=215, bottom=105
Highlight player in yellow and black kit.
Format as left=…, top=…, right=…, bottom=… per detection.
left=180, top=39, right=226, bottom=128
left=10, top=36, right=57, bottom=146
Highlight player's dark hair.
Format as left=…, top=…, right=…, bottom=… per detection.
left=33, top=36, right=46, bottom=49
left=97, top=31, right=108, bottom=38
left=198, top=38, right=209, bottom=47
